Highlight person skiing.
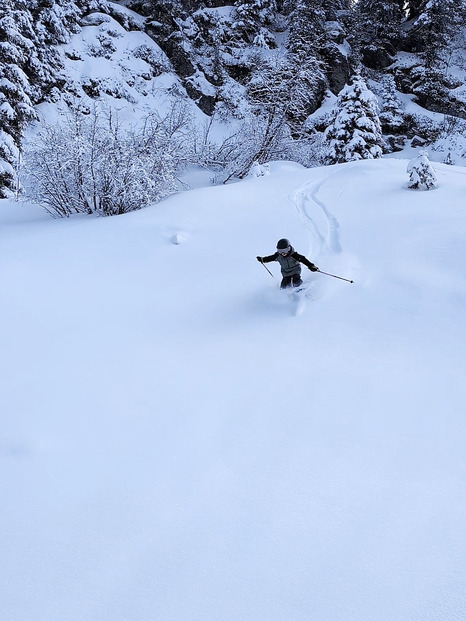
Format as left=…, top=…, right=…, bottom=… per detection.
left=257, top=238, right=319, bottom=289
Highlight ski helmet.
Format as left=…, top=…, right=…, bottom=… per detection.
left=276, top=238, right=291, bottom=252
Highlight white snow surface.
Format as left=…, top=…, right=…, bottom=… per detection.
left=1, top=158, right=466, bottom=620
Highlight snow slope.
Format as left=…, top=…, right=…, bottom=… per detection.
left=1, top=158, right=466, bottom=621
left=36, top=9, right=208, bottom=129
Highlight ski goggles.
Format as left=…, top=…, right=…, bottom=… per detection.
left=277, top=247, right=290, bottom=255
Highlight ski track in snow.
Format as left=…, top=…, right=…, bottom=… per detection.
left=292, top=174, right=343, bottom=256
left=291, top=169, right=351, bottom=301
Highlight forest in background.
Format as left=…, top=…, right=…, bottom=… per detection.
left=1, top=0, right=465, bottom=210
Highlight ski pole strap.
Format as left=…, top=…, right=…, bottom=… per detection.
left=318, top=269, right=354, bottom=284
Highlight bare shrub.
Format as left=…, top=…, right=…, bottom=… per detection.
left=23, top=104, right=191, bottom=216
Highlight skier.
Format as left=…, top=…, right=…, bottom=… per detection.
left=257, top=238, right=319, bottom=289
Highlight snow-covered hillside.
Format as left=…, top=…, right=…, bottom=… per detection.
left=48, top=8, right=204, bottom=124
left=2, top=158, right=466, bottom=620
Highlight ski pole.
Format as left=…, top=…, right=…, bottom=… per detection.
left=317, top=269, right=354, bottom=284
left=258, top=258, right=274, bottom=278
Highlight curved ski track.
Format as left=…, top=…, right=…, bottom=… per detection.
left=292, top=173, right=343, bottom=259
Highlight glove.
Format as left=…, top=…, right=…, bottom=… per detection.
left=256, top=256, right=263, bottom=262
left=309, top=265, right=319, bottom=272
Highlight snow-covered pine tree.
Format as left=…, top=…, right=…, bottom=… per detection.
left=26, top=0, right=81, bottom=88
left=33, top=0, right=81, bottom=41
left=287, top=0, right=326, bottom=60
left=136, top=0, right=185, bottom=34
left=407, top=150, right=437, bottom=190
left=411, top=0, right=466, bottom=68
left=379, top=74, right=404, bottom=133
left=324, top=75, right=384, bottom=164
left=287, top=0, right=352, bottom=98
left=444, top=152, right=454, bottom=165
left=0, top=0, right=82, bottom=196
left=280, top=0, right=327, bottom=124
left=404, top=0, right=466, bottom=113
left=231, top=0, right=277, bottom=45
left=354, top=0, right=404, bottom=68
left=0, top=1, right=36, bottom=195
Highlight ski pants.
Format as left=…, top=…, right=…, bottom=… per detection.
left=280, top=274, right=302, bottom=289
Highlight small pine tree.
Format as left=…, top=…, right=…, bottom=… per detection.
left=444, top=152, right=454, bottom=166
left=379, top=74, right=404, bottom=134
left=407, top=151, right=437, bottom=190
left=324, top=75, right=384, bottom=164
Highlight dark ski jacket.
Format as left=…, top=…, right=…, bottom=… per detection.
left=261, top=247, right=317, bottom=276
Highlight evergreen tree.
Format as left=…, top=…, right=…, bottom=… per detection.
left=287, top=0, right=352, bottom=96
left=324, top=75, right=384, bottom=163
left=404, top=0, right=466, bottom=111
left=281, top=0, right=328, bottom=120
left=411, top=0, right=466, bottom=69
left=287, top=0, right=326, bottom=60
left=407, top=151, right=437, bottom=189
left=133, top=0, right=184, bottom=24
left=232, top=0, right=277, bottom=44
left=379, top=74, right=404, bottom=133
left=443, top=152, right=454, bottom=166
left=355, top=0, right=404, bottom=68
left=33, top=0, right=81, bottom=42
left=0, top=1, right=36, bottom=195
left=0, top=0, right=82, bottom=196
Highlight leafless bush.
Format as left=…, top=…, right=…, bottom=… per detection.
left=23, top=103, right=192, bottom=217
